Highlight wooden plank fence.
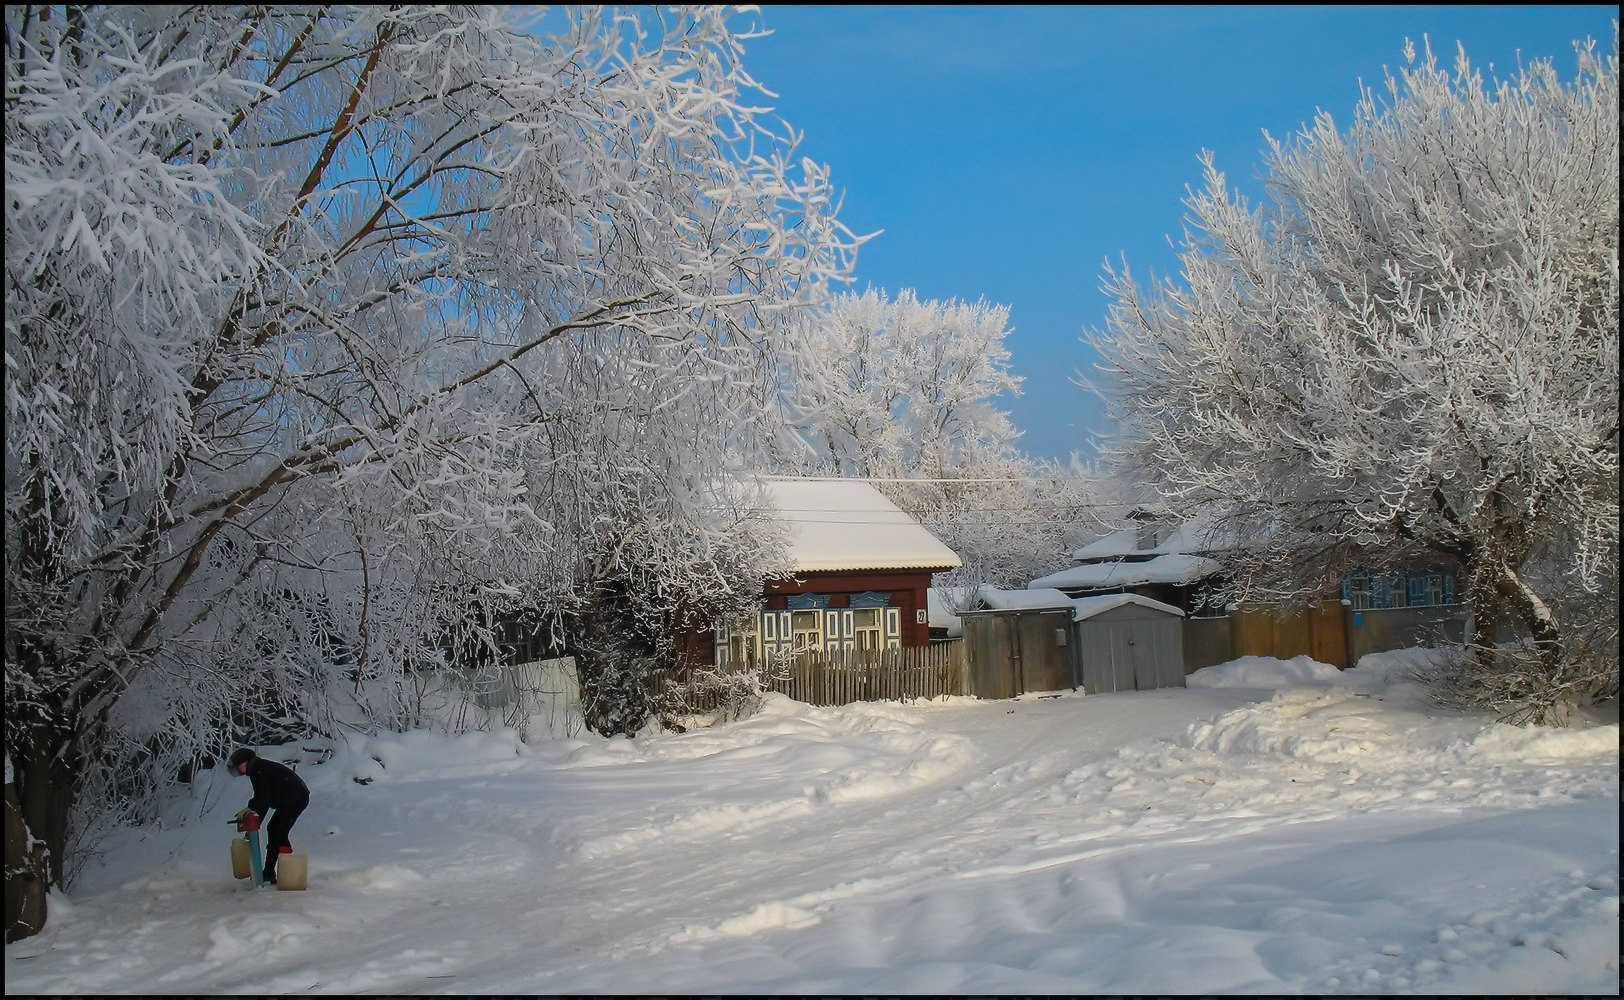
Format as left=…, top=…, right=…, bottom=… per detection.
left=649, top=641, right=966, bottom=712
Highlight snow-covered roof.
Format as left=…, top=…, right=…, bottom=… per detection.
left=762, top=479, right=961, bottom=573
left=1030, top=553, right=1222, bottom=590
left=1070, top=593, right=1185, bottom=621
left=1068, top=509, right=1236, bottom=562
left=970, top=587, right=1185, bottom=621
left=1072, top=528, right=1140, bottom=560
left=974, top=585, right=1073, bottom=611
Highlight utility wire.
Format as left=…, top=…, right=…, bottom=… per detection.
left=759, top=475, right=1102, bottom=484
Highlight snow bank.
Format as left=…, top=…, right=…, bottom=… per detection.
left=1188, top=647, right=1455, bottom=693
left=1187, top=654, right=1344, bottom=688
left=313, top=727, right=532, bottom=790
left=1468, top=723, right=1622, bottom=761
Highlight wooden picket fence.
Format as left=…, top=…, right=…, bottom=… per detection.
left=649, top=641, right=967, bottom=712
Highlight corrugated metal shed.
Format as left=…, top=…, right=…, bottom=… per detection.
left=1071, top=598, right=1185, bottom=694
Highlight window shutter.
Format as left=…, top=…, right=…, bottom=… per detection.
left=884, top=608, right=902, bottom=648
left=1444, top=574, right=1456, bottom=605
left=1408, top=575, right=1427, bottom=607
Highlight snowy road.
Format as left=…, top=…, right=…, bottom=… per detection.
left=5, top=654, right=1618, bottom=995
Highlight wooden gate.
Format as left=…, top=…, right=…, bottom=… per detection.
left=963, top=609, right=1071, bottom=698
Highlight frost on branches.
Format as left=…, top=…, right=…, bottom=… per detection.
left=3, top=4, right=853, bottom=934
left=1090, top=35, right=1619, bottom=719
left=774, top=289, right=1104, bottom=597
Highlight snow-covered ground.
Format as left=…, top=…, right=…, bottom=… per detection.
left=5, top=650, right=1618, bottom=995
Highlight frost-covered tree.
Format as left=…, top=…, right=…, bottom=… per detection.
left=1090, top=35, right=1619, bottom=717
left=777, top=289, right=1023, bottom=479
left=775, top=288, right=1102, bottom=596
left=893, top=454, right=1106, bottom=605
left=4, top=4, right=853, bottom=937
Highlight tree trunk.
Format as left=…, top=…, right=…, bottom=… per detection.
left=3, top=778, right=49, bottom=943
left=4, top=736, right=79, bottom=942
left=1491, top=559, right=1562, bottom=658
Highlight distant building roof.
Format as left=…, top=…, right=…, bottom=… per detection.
left=1072, top=527, right=1140, bottom=561
left=970, top=586, right=1186, bottom=621
left=1068, top=508, right=1234, bottom=562
left=763, top=479, right=962, bottom=573
left=975, top=584, right=1073, bottom=610
left=1069, top=593, right=1185, bottom=621
left=1030, top=552, right=1222, bottom=590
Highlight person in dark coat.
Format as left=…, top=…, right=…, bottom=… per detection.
left=229, top=747, right=309, bottom=884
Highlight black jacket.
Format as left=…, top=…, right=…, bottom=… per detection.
left=246, top=757, right=310, bottom=815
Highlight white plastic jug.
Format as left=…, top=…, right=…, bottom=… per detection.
left=276, top=848, right=308, bottom=891
left=230, top=836, right=251, bottom=880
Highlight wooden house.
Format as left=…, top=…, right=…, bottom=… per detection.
left=690, top=479, right=962, bottom=666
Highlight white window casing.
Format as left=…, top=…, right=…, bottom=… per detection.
left=884, top=607, right=902, bottom=648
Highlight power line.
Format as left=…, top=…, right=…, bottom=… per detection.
left=759, top=475, right=1102, bottom=484
left=751, top=505, right=1134, bottom=515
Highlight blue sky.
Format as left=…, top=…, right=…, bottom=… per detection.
left=738, top=5, right=1619, bottom=462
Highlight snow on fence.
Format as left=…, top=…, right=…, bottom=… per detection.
left=651, top=641, right=968, bottom=712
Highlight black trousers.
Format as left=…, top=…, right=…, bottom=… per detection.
left=262, top=796, right=308, bottom=877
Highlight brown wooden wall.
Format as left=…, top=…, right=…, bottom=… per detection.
left=676, top=567, right=944, bottom=669
left=763, top=569, right=937, bottom=647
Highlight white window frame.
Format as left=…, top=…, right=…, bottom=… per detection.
left=1350, top=574, right=1372, bottom=611
left=790, top=609, right=823, bottom=652
left=851, top=607, right=883, bottom=650
left=1387, top=576, right=1407, bottom=609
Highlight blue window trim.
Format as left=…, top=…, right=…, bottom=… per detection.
left=787, top=593, right=830, bottom=611
left=850, top=591, right=891, bottom=609
left=1342, top=566, right=1460, bottom=608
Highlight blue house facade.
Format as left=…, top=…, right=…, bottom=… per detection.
left=1341, top=565, right=1459, bottom=610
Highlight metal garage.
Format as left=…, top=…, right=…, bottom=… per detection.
left=1071, top=594, right=1185, bottom=694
